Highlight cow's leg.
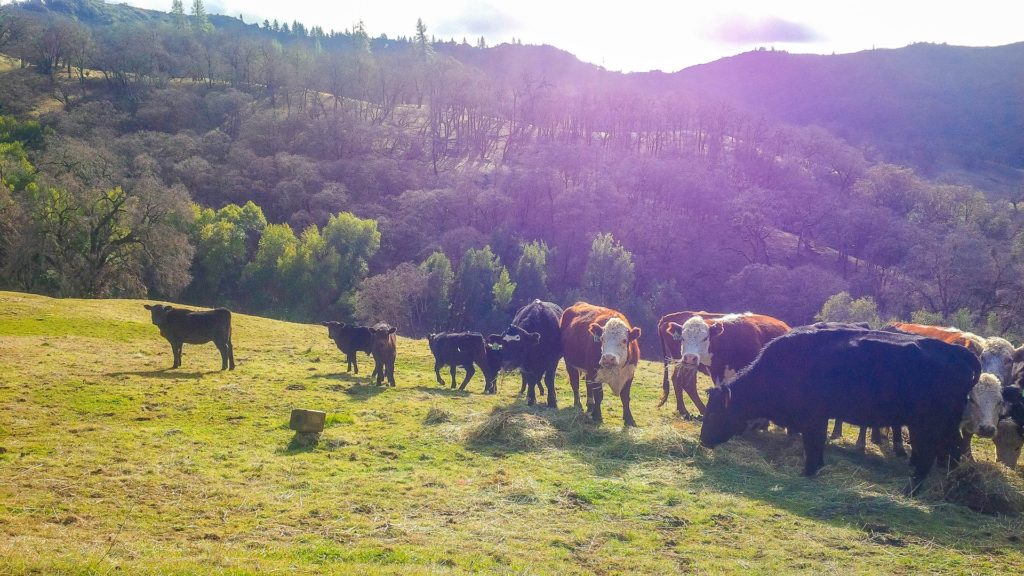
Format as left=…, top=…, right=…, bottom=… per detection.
left=351, top=353, right=359, bottom=374
left=524, top=373, right=536, bottom=406
left=227, top=340, right=235, bottom=370
left=566, top=364, right=582, bottom=409
left=830, top=420, right=844, bottom=440
left=906, top=424, right=939, bottom=495
left=892, top=426, right=907, bottom=457
left=620, top=378, right=637, bottom=428
left=544, top=368, right=557, bottom=409
left=871, top=427, right=883, bottom=446
left=371, top=358, right=382, bottom=385
left=386, top=360, right=396, bottom=387
left=801, top=420, right=828, bottom=476
left=450, top=365, right=457, bottom=389
left=587, top=378, right=604, bottom=425
left=960, top=430, right=975, bottom=462
left=671, top=368, right=691, bottom=419
left=459, top=363, right=475, bottom=391
left=171, top=341, right=182, bottom=369
left=434, top=361, right=445, bottom=386
left=215, top=339, right=230, bottom=370
left=855, top=426, right=868, bottom=452
left=683, top=369, right=706, bottom=417
left=518, top=378, right=528, bottom=395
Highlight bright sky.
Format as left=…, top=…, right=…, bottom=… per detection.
left=118, top=0, right=1023, bottom=72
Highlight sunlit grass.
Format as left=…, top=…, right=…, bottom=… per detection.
left=0, top=291, right=1021, bottom=574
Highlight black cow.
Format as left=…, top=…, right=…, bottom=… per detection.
left=427, top=332, right=498, bottom=393
left=143, top=304, right=235, bottom=370
left=321, top=321, right=372, bottom=373
left=488, top=300, right=564, bottom=408
left=700, top=325, right=980, bottom=493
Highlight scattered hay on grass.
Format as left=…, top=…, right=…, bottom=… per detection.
left=464, top=406, right=560, bottom=451
left=424, top=407, right=452, bottom=425
left=923, top=461, right=1024, bottom=515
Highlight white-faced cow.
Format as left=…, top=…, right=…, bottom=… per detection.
left=657, top=311, right=790, bottom=419
left=700, top=324, right=980, bottom=494
left=560, top=302, right=641, bottom=427
left=143, top=304, right=235, bottom=370
left=488, top=300, right=564, bottom=407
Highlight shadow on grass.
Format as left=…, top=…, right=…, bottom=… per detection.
left=310, top=372, right=368, bottom=383
left=462, top=401, right=1022, bottom=551
left=412, top=385, right=475, bottom=398
left=107, top=369, right=212, bottom=379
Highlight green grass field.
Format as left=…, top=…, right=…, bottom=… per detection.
left=1, top=291, right=1022, bottom=574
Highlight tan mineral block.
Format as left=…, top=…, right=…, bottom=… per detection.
left=289, top=408, right=326, bottom=433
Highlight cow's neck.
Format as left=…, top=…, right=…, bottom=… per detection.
left=729, top=374, right=770, bottom=420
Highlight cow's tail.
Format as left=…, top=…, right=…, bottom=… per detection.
left=658, top=357, right=671, bottom=408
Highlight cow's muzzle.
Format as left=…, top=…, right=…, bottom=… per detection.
left=681, top=353, right=700, bottom=368
left=599, top=354, right=620, bottom=368
left=978, top=424, right=997, bottom=438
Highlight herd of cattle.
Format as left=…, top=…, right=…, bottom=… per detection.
left=143, top=299, right=1024, bottom=494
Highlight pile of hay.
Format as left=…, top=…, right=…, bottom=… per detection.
left=465, top=406, right=560, bottom=451
left=924, top=461, right=1024, bottom=515
left=424, top=406, right=452, bottom=425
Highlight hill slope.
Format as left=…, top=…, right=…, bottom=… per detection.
left=0, top=292, right=1022, bottom=573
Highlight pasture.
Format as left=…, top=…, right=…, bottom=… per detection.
left=0, top=291, right=1022, bottom=574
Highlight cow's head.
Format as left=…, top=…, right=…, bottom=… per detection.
left=589, top=317, right=640, bottom=369
left=143, top=304, right=171, bottom=326
left=699, top=386, right=746, bottom=447
left=487, top=326, right=541, bottom=370
left=962, top=373, right=1003, bottom=438
left=980, top=337, right=1015, bottom=386
left=321, top=321, right=349, bottom=342
left=667, top=316, right=720, bottom=372
left=368, top=324, right=397, bottom=351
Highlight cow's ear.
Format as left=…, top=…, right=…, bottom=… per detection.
left=667, top=322, right=683, bottom=340
left=709, top=322, right=725, bottom=338
left=526, top=331, right=541, bottom=344
left=628, top=327, right=641, bottom=341
left=144, top=304, right=153, bottom=310
left=388, top=326, right=397, bottom=335
left=589, top=323, right=604, bottom=338
left=1012, top=345, right=1024, bottom=362
left=338, top=322, right=346, bottom=328
left=321, top=321, right=331, bottom=326
left=1003, top=386, right=1023, bottom=403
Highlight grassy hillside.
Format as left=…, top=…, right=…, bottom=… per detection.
left=0, top=292, right=1022, bottom=574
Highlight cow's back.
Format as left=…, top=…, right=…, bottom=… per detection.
left=513, top=300, right=564, bottom=367
left=707, top=314, right=790, bottom=379
left=166, top=308, right=231, bottom=344
left=750, top=328, right=978, bottom=428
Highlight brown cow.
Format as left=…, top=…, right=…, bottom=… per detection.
left=657, top=312, right=790, bottom=419
left=560, top=302, right=641, bottom=427
left=368, top=322, right=397, bottom=387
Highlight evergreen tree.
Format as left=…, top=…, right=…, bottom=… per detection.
left=414, top=18, right=433, bottom=60
left=514, top=240, right=549, bottom=302
left=170, top=0, right=187, bottom=30
left=452, top=245, right=501, bottom=329
left=581, top=233, right=635, bottom=310
left=190, top=0, right=212, bottom=33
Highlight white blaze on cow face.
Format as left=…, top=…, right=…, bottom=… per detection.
left=670, top=316, right=714, bottom=370
left=980, top=337, right=1015, bottom=386
left=962, top=373, right=1003, bottom=438
left=589, top=318, right=641, bottom=394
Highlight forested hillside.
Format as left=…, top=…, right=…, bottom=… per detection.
left=2, top=0, right=1024, bottom=353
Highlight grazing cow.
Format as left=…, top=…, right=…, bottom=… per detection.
left=368, top=323, right=397, bottom=387
left=321, top=321, right=372, bottom=373
left=699, top=325, right=980, bottom=493
left=143, top=304, right=235, bottom=370
left=831, top=323, right=992, bottom=456
left=658, top=311, right=790, bottom=418
left=427, top=332, right=498, bottom=393
left=995, top=386, right=1024, bottom=468
left=560, top=302, right=641, bottom=427
left=488, top=300, right=564, bottom=408
left=958, top=337, right=1016, bottom=460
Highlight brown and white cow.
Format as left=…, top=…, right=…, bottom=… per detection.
left=657, top=312, right=790, bottom=419
left=560, top=302, right=641, bottom=427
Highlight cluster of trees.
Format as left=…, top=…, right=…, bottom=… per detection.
left=3, top=1, right=1024, bottom=356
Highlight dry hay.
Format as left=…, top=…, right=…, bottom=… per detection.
left=923, top=461, right=1024, bottom=515
left=464, top=406, right=561, bottom=451
left=424, top=406, right=452, bottom=425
